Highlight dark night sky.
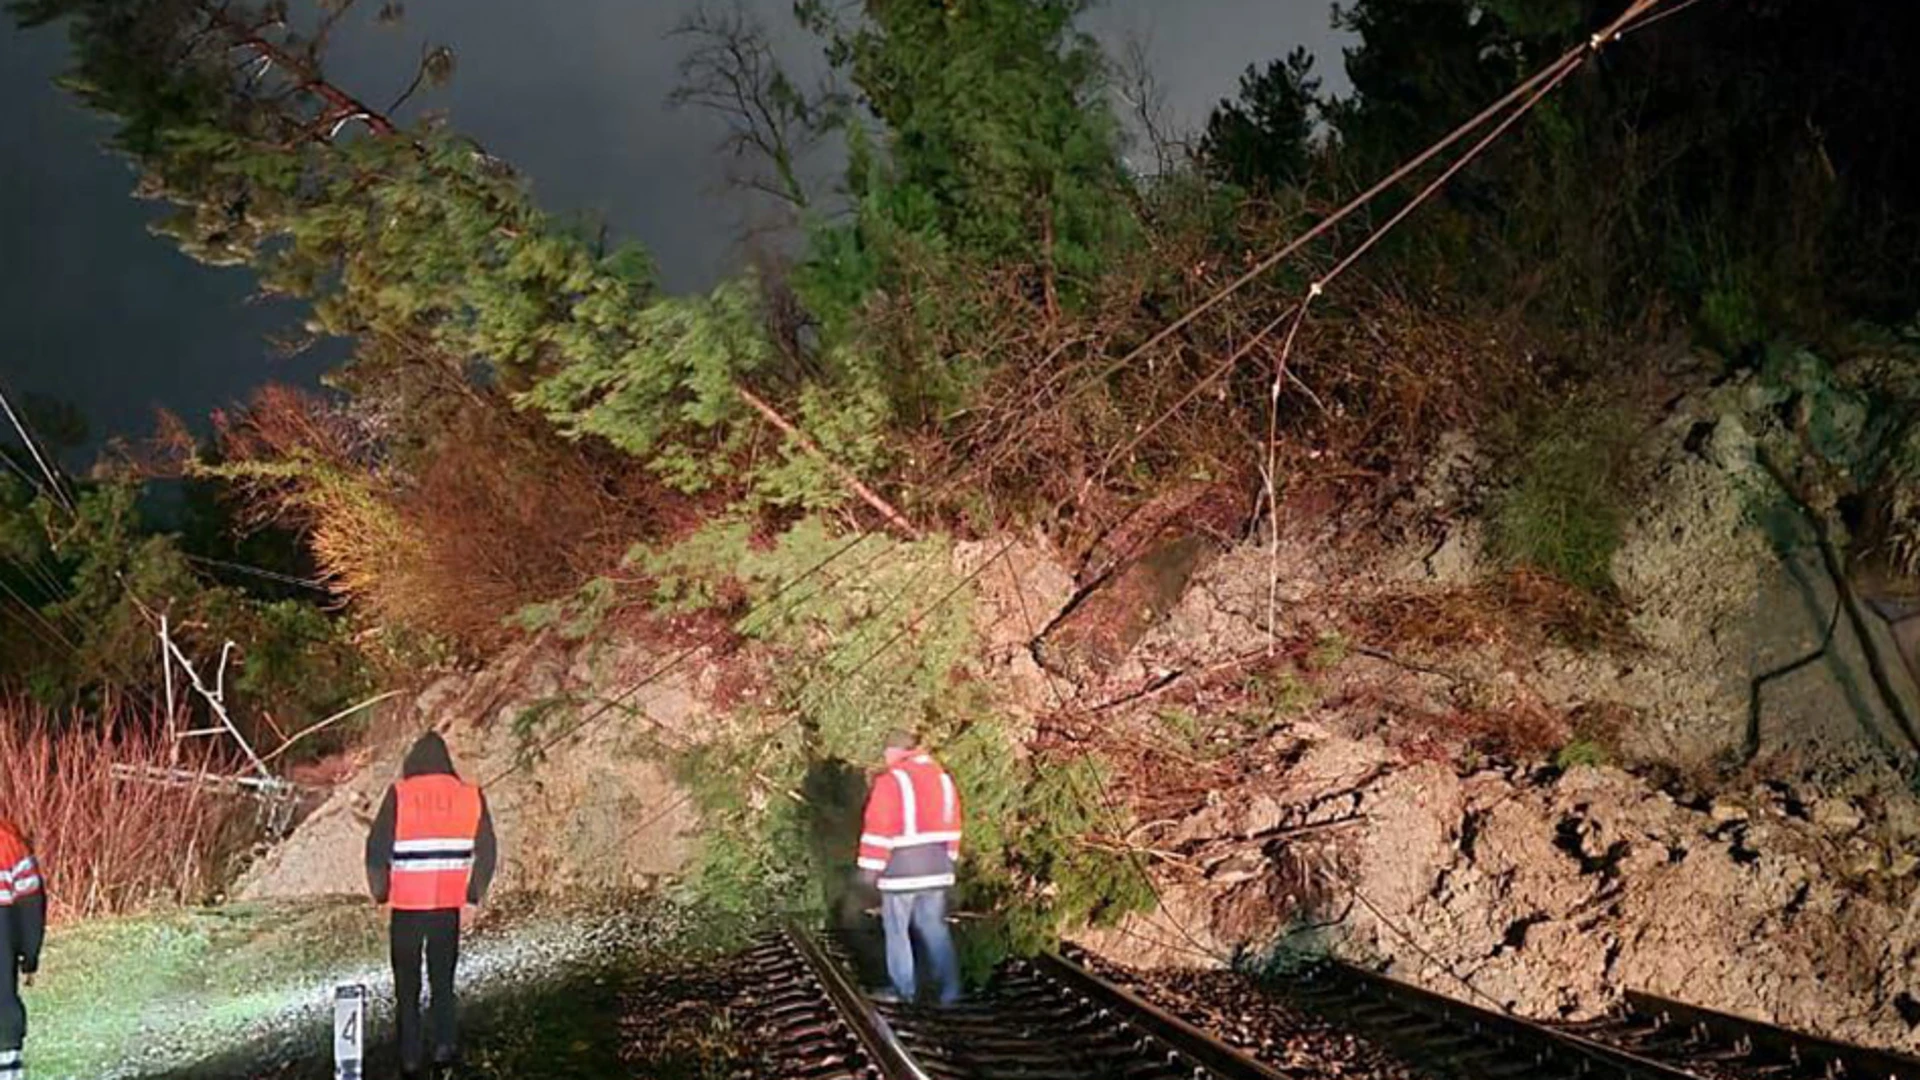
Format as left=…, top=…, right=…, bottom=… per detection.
left=0, top=1, right=1350, bottom=467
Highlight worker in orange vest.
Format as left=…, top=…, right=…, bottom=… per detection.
left=0, top=821, right=42, bottom=1080
left=365, top=732, right=497, bottom=1079
left=856, top=729, right=963, bottom=1005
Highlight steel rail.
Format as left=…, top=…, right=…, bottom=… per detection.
left=787, top=923, right=933, bottom=1080
left=1038, top=949, right=1299, bottom=1080
left=1293, top=961, right=1705, bottom=1078
left=1623, top=990, right=1920, bottom=1080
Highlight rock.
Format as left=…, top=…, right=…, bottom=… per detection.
left=1036, top=533, right=1215, bottom=681
left=1209, top=852, right=1266, bottom=886
left=1709, top=799, right=1750, bottom=824
left=1813, top=798, right=1865, bottom=835
left=1704, top=413, right=1757, bottom=472
left=1849, top=848, right=1889, bottom=877
left=1422, top=521, right=1483, bottom=584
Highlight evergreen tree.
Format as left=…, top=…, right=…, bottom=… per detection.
left=799, top=0, right=1134, bottom=301
left=1198, top=48, right=1322, bottom=193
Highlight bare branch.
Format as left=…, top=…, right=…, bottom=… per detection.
left=1113, top=31, right=1189, bottom=178
left=669, top=3, right=834, bottom=211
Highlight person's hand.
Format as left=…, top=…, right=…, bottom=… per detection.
left=460, top=904, right=477, bottom=932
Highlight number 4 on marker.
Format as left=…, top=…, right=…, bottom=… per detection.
left=334, top=983, right=368, bottom=1080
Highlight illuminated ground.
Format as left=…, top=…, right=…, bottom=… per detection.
left=33, top=895, right=671, bottom=1080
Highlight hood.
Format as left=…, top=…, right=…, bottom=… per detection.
left=401, top=731, right=457, bottom=778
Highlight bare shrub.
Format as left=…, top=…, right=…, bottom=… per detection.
left=921, top=233, right=1539, bottom=550
left=1390, top=695, right=1569, bottom=764
left=1354, top=567, right=1635, bottom=658
left=208, top=386, right=658, bottom=654
left=0, top=697, right=244, bottom=921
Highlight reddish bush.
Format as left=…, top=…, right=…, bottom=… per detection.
left=210, top=385, right=663, bottom=655
left=0, top=698, right=243, bottom=921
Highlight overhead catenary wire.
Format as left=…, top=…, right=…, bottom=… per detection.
left=1056, top=0, right=1696, bottom=970
left=0, top=446, right=52, bottom=501
left=135, top=0, right=1532, bottom=800
left=0, top=563, right=82, bottom=659
left=1090, top=7, right=1674, bottom=494
left=184, top=553, right=331, bottom=593
left=0, top=380, right=74, bottom=515
left=998, top=541, right=1231, bottom=964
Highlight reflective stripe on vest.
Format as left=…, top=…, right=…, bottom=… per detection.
left=0, top=823, right=40, bottom=908
left=389, top=774, right=481, bottom=911
left=862, top=755, right=961, bottom=889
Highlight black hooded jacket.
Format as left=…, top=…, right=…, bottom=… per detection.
left=364, top=731, right=498, bottom=907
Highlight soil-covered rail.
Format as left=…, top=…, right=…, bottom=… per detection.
left=1272, top=959, right=1920, bottom=1080
left=744, top=927, right=1920, bottom=1080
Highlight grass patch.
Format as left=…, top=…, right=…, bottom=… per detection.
left=1554, top=738, right=1611, bottom=770
left=1306, top=631, right=1349, bottom=672
left=1487, top=400, right=1635, bottom=593
left=33, top=899, right=386, bottom=1079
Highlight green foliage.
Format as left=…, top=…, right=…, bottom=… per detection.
left=1554, top=737, right=1610, bottom=770
left=1250, top=669, right=1319, bottom=721
left=1199, top=49, right=1321, bottom=193
left=961, top=752, right=1155, bottom=966
left=802, top=0, right=1134, bottom=291
left=511, top=576, right=620, bottom=642
left=1156, top=706, right=1204, bottom=747
left=0, top=477, right=365, bottom=742
left=1487, top=402, right=1634, bottom=592
left=18, top=1, right=896, bottom=508
left=1327, top=0, right=1538, bottom=176
left=518, top=278, right=768, bottom=490
left=1307, top=631, right=1350, bottom=672
left=1699, top=273, right=1767, bottom=356
left=643, top=517, right=1150, bottom=958
left=510, top=695, right=578, bottom=767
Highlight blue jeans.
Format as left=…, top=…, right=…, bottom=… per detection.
left=880, top=889, right=960, bottom=1004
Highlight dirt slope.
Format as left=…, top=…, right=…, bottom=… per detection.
left=239, top=636, right=707, bottom=900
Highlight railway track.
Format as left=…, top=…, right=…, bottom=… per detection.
left=739, top=926, right=1920, bottom=1080
left=1272, top=958, right=1920, bottom=1080
left=749, top=923, right=1291, bottom=1079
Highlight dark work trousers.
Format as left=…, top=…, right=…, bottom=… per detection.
left=0, top=921, right=24, bottom=1076
left=0, top=963, right=21, bottom=1080
left=390, top=909, right=461, bottom=1072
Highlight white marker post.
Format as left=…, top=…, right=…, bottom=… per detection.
left=333, top=983, right=368, bottom=1080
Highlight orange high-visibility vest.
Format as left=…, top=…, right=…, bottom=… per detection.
left=857, top=752, right=962, bottom=891
left=0, top=821, right=41, bottom=907
left=389, top=774, right=482, bottom=911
